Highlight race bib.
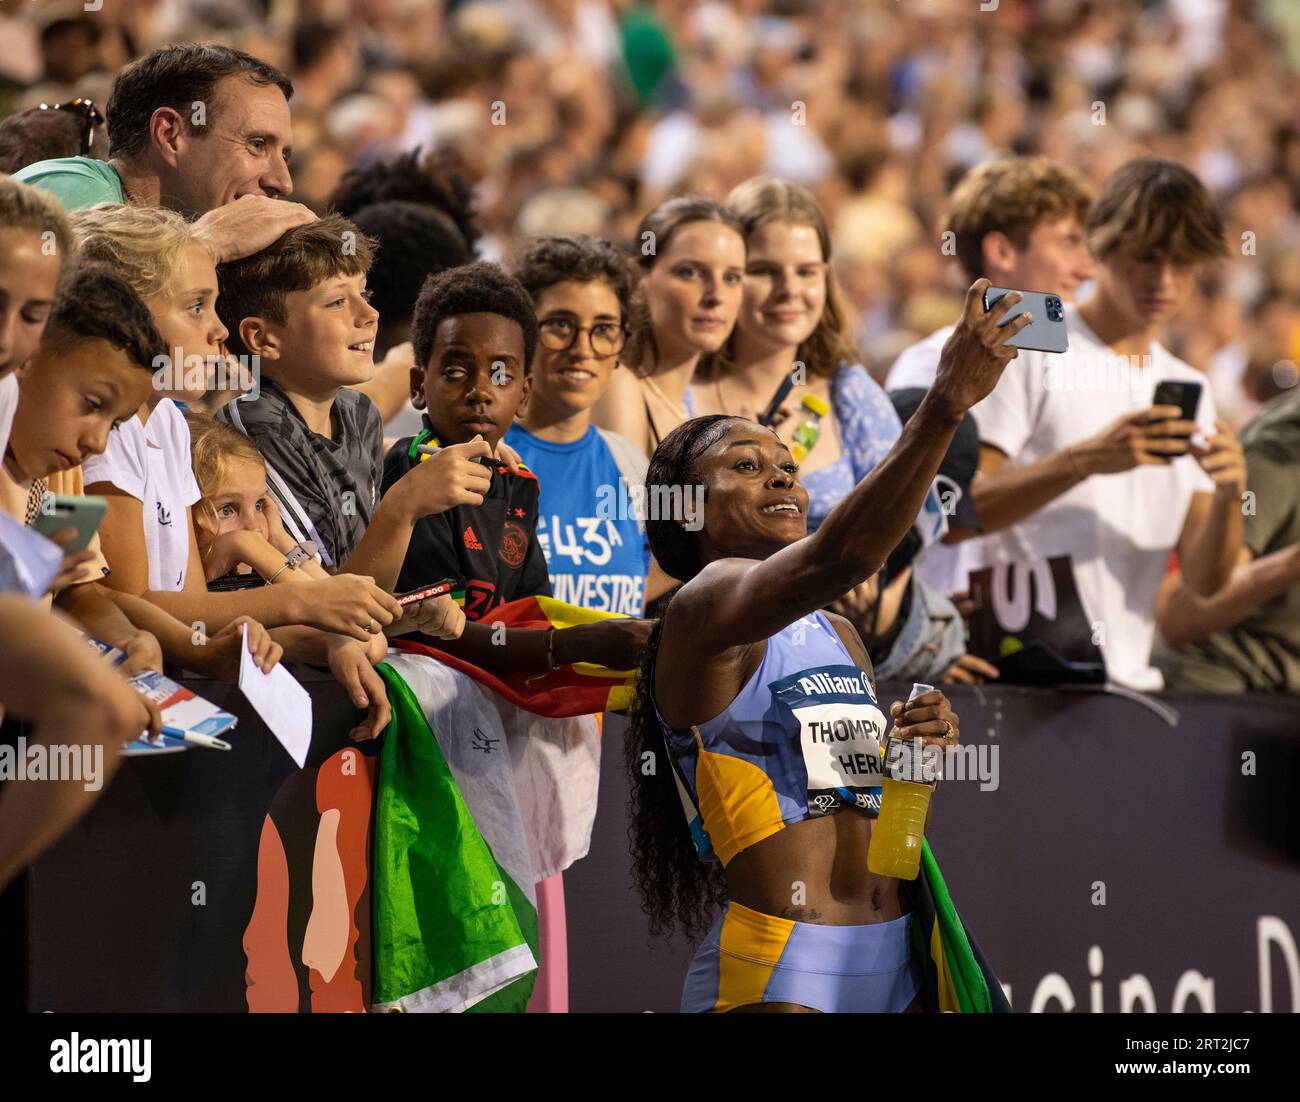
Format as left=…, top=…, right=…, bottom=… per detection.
left=770, top=664, right=888, bottom=816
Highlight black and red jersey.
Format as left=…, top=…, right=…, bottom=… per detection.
left=382, top=421, right=551, bottom=621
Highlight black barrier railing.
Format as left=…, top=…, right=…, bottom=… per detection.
left=11, top=673, right=1300, bottom=1013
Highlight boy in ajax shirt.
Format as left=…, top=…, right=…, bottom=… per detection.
left=382, top=262, right=649, bottom=674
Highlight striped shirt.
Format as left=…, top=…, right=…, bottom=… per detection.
left=219, top=378, right=382, bottom=567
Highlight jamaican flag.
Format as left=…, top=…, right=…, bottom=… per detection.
left=902, top=841, right=1011, bottom=1013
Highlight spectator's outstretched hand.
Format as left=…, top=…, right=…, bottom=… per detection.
left=326, top=638, right=392, bottom=742
left=1190, top=419, right=1247, bottom=495
left=199, top=616, right=283, bottom=679
left=943, top=652, right=1000, bottom=685
left=133, top=688, right=163, bottom=743
left=933, top=279, right=1031, bottom=413
left=194, top=196, right=316, bottom=264
left=292, top=574, right=402, bottom=641
left=388, top=593, right=465, bottom=640
left=1071, top=406, right=1198, bottom=475
left=45, top=527, right=97, bottom=595
left=119, top=629, right=164, bottom=676
left=828, top=576, right=878, bottom=633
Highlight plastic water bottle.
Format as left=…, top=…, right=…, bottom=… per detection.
left=867, top=682, right=939, bottom=880
left=790, top=394, right=831, bottom=462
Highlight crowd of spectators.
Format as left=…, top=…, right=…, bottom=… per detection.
left=1, top=0, right=1298, bottom=1001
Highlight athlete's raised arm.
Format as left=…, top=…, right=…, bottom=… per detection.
left=664, top=279, right=1028, bottom=656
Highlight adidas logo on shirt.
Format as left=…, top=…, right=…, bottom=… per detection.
left=463, top=525, right=483, bottom=551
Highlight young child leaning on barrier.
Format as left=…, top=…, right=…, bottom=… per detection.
left=188, top=413, right=334, bottom=587
left=69, top=204, right=405, bottom=651
left=0, top=262, right=281, bottom=683
left=381, top=260, right=652, bottom=676
left=184, top=412, right=396, bottom=740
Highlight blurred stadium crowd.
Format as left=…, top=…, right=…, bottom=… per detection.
left=3, top=0, right=1298, bottom=426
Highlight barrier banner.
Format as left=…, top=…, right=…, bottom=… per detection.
left=12, top=678, right=1299, bottom=1013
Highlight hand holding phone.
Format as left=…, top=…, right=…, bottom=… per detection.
left=982, top=287, right=1069, bottom=354
left=1150, top=379, right=1203, bottom=457
left=1151, top=379, right=1202, bottom=423
left=30, top=494, right=108, bottom=553
left=1074, top=405, right=1201, bottom=474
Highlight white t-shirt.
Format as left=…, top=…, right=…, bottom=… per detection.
left=886, top=324, right=971, bottom=595
left=885, top=324, right=952, bottom=392
left=959, top=305, right=1216, bottom=691
left=82, top=398, right=201, bottom=591
left=0, top=372, right=18, bottom=459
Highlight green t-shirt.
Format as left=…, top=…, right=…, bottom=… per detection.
left=13, top=156, right=125, bottom=211
left=1153, top=390, right=1300, bottom=691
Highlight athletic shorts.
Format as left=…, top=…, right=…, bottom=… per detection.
left=680, top=900, right=922, bottom=1013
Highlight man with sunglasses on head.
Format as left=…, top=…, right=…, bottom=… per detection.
left=15, top=43, right=314, bottom=264
left=0, top=99, right=107, bottom=174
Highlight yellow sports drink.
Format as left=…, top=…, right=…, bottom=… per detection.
left=867, top=682, right=938, bottom=880
left=790, top=394, right=831, bottom=462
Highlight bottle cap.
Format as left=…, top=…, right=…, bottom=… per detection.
left=801, top=393, right=830, bottom=417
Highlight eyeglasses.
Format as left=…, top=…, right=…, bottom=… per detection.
left=537, top=317, right=626, bottom=357
left=39, top=98, right=103, bottom=158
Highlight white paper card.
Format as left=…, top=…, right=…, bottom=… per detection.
left=237, top=623, right=312, bottom=767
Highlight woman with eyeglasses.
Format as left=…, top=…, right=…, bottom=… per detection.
left=505, top=236, right=653, bottom=618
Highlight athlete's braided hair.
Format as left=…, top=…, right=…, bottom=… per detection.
left=624, top=415, right=742, bottom=941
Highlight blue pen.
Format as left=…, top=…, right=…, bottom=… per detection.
left=159, top=730, right=232, bottom=751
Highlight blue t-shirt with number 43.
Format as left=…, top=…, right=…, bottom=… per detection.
left=504, top=423, right=650, bottom=616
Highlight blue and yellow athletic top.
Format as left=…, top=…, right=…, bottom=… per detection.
left=650, top=611, right=889, bottom=867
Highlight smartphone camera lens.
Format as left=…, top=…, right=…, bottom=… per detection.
left=1046, top=296, right=1064, bottom=321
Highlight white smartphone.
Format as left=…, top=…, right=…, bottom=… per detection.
left=983, top=288, right=1069, bottom=354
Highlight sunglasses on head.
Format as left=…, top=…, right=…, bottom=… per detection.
left=38, top=98, right=103, bottom=158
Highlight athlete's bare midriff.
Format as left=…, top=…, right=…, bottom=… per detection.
left=721, top=810, right=903, bottom=925
left=656, top=617, right=905, bottom=926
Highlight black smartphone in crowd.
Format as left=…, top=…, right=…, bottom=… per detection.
left=1152, top=380, right=1202, bottom=454
left=1152, top=379, right=1202, bottom=423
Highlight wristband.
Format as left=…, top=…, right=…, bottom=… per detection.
left=285, top=540, right=318, bottom=568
